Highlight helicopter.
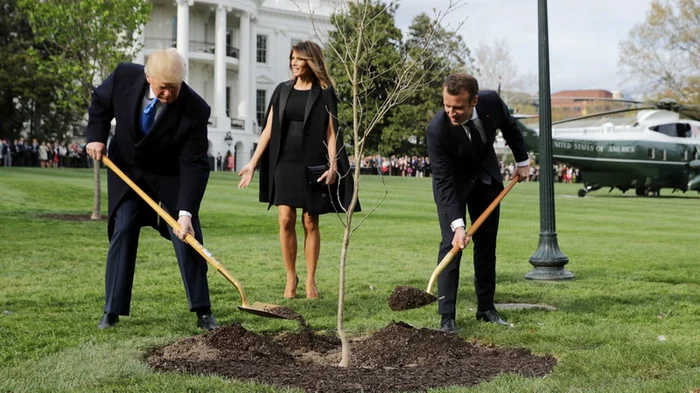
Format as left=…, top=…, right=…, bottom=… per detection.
left=515, top=99, right=700, bottom=197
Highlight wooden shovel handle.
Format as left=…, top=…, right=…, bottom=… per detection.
left=426, top=174, right=520, bottom=294
left=101, top=156, right=251, bottom=307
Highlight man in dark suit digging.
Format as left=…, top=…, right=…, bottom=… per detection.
left=86, top=48, right=216, bottom=331
left=427, top=73, right=529, bottom=333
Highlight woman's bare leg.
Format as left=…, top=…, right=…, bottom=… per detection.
left=302, top=211, right=320, bottom=299
left=278, top=205, right=298, bottom=299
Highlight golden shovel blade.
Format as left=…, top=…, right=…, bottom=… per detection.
left=239, top=302, right=302, bottom=320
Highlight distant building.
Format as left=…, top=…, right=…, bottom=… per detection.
left=551, top=89, right=615, bottom=117
left=136, top=0, right=339, bottom=171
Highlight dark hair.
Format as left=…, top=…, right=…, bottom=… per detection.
left=444, top=73, right=479, bottom=100
left=289, top=41, right=335, bottom=89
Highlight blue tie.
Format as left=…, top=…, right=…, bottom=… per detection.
left=140, top=98, right=158, bottom=134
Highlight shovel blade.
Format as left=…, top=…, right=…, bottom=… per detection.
left=388, top=286, right=438, bottom=311
left=238, top=302, right=301, bottom=320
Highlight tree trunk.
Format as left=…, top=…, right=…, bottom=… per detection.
left=337, top=162, right=361, bottom=367
left=337, top=220, right=352, bottom=367
left=90, top=159, right=101, bottom=220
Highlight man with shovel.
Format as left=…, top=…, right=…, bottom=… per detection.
left=426, top=73, right=529, bottom=333
left=85, top=48, right=217, bottom=331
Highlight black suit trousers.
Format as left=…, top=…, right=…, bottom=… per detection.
left=103, top=191, right=210, bottom=315
left=437, top=179, right=503, bottom=316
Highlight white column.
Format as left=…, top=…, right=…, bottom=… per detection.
left=237, top=12, right=250, bottom=129
left=213, top=5, right=229, bottom=124
left=273, top=29, right=282, bottom=81
left=134, top=23, right=146, bottom=65
left=249, top=17, right=257, bottom=132
left=176, top=0, right=191, bottom=82
left=276, top=29, right=288, bottom=83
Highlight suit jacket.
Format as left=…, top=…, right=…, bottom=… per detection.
left=86, top=63, right=211, bottom=240
left=427, top=90, right=528, bottom=225
left=259, top=79, right=358, bottom=215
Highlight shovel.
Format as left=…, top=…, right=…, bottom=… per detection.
left=388, top=174, right=521, bottom=311
left=102, top=156, right=292, bottom=319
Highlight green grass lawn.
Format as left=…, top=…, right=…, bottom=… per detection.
left=1, top=167, right=699, bottom=392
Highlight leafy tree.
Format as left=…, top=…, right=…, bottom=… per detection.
left=381, top=12, right=473, bottom=157
left=619, top=0, right=700, bottom=104
left=19, top=0, right=152, bottom=113
left=473, top=38, right=536, bottom=103
left=19, top=0, right=151, bottom=219
left=318, top=0, right=466, bottom=367
left=0, top=0, right=78, bottom=141
left=325, top=0, right=403, bottom=154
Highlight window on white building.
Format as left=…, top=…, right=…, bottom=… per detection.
left=226, top=87, right=231, bottom=117
left=226, top=29, right=236, bottom=57
left=256, top=35, right=267, bottom=63
left=256, top=90, right=267, bottom=127
left=171, top=16, right=177, bottom=46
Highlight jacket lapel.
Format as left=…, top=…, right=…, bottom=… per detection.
left=475, top=101, right=495, bottom=144
left=141, top=105, right=175, bottom=143
left=136, top=82, right=191, bottom=145
left=455, top=123, right=479, bottom=158
left=303, top=82, right=321, bottom=129
left=443, top=111, right=474, bottom=157
left=278, top=81, right=294, bottom=126
left=127, top=75, right=149, bottom=140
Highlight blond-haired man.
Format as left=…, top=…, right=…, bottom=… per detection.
left=86, top=48, right=216, bottom=331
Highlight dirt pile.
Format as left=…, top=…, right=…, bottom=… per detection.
left=387, top=286, right=438, bottom=311
left=147, top=321, right=556, bottom=392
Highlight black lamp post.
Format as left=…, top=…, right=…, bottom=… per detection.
left=224, top=132, right=233, bottom=149
left=526, top=0, right=574, bottom=281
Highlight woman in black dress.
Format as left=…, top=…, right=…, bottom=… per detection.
left=238, top=41, right=356, bottom=299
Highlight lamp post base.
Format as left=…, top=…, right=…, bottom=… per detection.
left=525, top=266, right=574, bottom=280
left=526, top=232, right=574, bottom=281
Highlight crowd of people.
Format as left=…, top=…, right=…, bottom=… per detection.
left=0, top=136, right=581, bottom=185
left=347, top=154, right=580, bottom=184
left=350, top=155, right=432, bottom=177
left=0, top=137, right=92, bottom=169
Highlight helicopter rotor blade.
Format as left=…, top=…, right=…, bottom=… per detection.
left=551, top=106, right=657, bottom=126
left=528, top=95, right=700, bottom=123
left=676, top=105, right=700, bottom=121
left=547, top=96, right=646, bottom=105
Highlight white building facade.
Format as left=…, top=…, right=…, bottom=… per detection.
left=137, top=0, right=338, bottom=171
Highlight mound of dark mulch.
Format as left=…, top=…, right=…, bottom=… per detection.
left=387, top=286, right=438, bottom=311
left=146, top=321, right=557, bottom=392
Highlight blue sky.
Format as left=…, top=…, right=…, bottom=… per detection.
left=393, top=0, right=654, bottom=95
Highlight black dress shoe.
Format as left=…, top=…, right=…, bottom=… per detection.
left=97, top=313, right=119, bottom=329
left=440, top=318, right=456, bottom=333
left=476, top=309, right=510, bottom=326
left=196, top=313, right=218, bottom=331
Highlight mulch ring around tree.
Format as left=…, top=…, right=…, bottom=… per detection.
left=35, top=213, right=106, bottom=221
left=146, top=321, right=557, bottom=392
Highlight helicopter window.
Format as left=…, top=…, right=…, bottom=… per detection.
left=651, top=123, right=692, bottom=138
left=676, top=123, right=691, bottom=138
left=648, top=148, right=655, bottom=159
